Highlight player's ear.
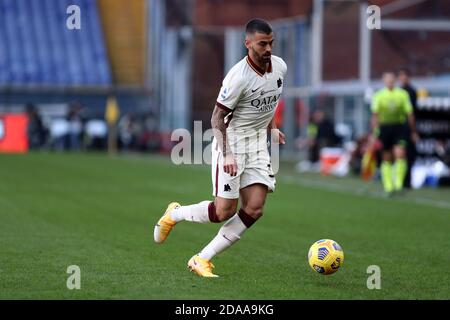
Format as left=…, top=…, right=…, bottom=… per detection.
left=244, top=35, right=251, bottom=49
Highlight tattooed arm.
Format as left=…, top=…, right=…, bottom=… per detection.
left=211, top=105, right=237, bottom=176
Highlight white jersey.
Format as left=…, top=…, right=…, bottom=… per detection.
left=215, top=54, right=287, bottom=154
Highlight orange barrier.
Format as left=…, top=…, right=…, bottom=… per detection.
left=320, top=148, right=342, bottom=176
left=0, top=114, right=28, bottom=153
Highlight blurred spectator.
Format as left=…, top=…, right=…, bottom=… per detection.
left=25, top=103, right=47, bottom=149
left=306, top=113, right=319, bottom=163
left=50, top=118, right=69, bottom=151
left=435, top=140, right=450, bottom=187
left=137, top=112, right=160, bottom=152
left=85, top=119, right=108, bottom=150
left=398, top=68, right=418, bottom=188
left=67, top=102, right=84, bottom=151
left=352, top=133, right=382, bottom=178
left=118, top=113, right=137, bottom=151
left=398, top=68, right=417, bottom=110
left=351, top=134, right=370, bottom=175
left=117, top=112, right=161, bottom=152
left=308, top=109, right=340, bottom=163
left=436, top=139, right=450, bottom=167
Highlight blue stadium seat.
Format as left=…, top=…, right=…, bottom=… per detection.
left=0, top=0, right=112, bottom=87
left=0, top=2, right=10, bottom=85
left=4, top=0, right=25, bottom=84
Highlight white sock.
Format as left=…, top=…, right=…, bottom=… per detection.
left=170, top=201, right=210, bottom=223
left=198, top=213, right=248, bottom=260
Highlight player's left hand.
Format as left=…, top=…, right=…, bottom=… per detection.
left=278, top=130, right=286, bottom=145
left=271, top=129, right=285, bottom=145
left=223, top=152, right=238, bottom=176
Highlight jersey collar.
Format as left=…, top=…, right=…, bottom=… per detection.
left=246, top=55, right=272, bottom=76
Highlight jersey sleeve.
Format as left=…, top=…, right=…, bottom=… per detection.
left=280, top=58, right=288, bottom=79
left=216, top=67, right=245, bottom=112
left=402, top=90, right=413, bottom=114
left=371, top=91, right=380, bottom=114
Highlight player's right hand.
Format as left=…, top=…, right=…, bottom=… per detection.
left=223, top=153, right=238, bottom=176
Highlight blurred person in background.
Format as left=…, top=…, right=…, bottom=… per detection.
left=118, top=113, right=136, bottom=152
left=308, top=108, right=340, bottom=163
left=313, top=109, right=340, bottom=149
left=397, top=68, right=418, bottom=189
left=436, top=139, right=450, bottom=167
left=358, top=133, right=382, bottom=180
left=371, top=71, right=419, bottom=196
left=25, top=103, right=47, bottom=150
left=306, top=113, right=319, bottom=164
left=435, top=139, right=450, bottom=187
left=67, top=102, right=84, bottom=151
left=139, top=112, right=160, bottom=152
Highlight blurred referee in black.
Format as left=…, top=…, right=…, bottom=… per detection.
left=397, top=68, right=417, bottom=189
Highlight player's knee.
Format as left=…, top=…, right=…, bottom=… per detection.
left=215, top=206, right=236, bottom=221
left=216, top=208, right=236, bottom=222
left=242, top=206, right=263, bottom=220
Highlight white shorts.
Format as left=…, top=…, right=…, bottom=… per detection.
left=211, top=144, right=276, bottom=199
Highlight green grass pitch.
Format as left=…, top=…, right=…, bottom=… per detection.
left=0, top=152, right=449, bottom=299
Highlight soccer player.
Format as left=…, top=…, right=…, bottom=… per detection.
left=371, top=71, right=419, bottom=196
left=153, top=19, right=287, bottom=277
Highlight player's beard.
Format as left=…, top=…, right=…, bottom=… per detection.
left=261, top=52, right=271, bottom=63
left=251, top=46, right=271, bottom=65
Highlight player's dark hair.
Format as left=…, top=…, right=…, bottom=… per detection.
left=245, top=19, right=272, bottom=35
left=397, top=67, right=411, bottom=76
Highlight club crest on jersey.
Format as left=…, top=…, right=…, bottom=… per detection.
left=277, top=78, right=282, bottom=88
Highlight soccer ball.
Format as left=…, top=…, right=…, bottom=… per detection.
left=308, top=239, right=344, bottom=275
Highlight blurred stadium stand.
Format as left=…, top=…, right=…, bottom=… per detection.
left=0, top=0, right=449, bottom=173
left=97, top=0, right=146, bottom=85
left=0, top=0, right=154, bottom=153
left=0, top=0, right=111, bottom=86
